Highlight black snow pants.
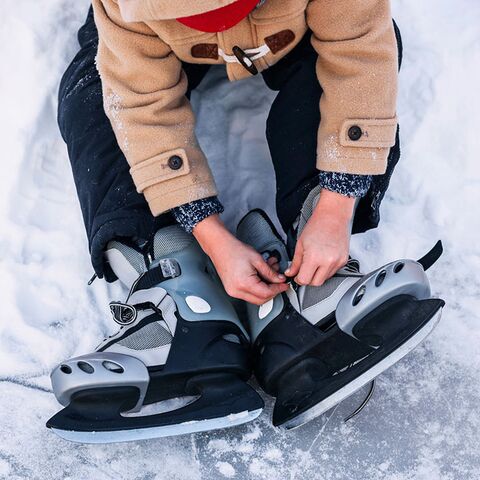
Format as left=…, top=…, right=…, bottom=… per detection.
left=58, top=7, right=403, bottom=281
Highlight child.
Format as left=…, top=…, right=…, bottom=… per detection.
left=60, top=0, right=401, bottom=302
left=50, top=0, right=404, bottom=441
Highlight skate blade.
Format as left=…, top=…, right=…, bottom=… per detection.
left=50, top=408, right=262, bottom=444
left=280, top=308, right=443, bottom=430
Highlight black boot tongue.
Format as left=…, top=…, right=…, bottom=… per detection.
left=417, top=240, right=443, bottom=271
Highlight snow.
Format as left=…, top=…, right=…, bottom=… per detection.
left=1, top=0, right=480, bottom=479
left=216, top=462, right=236, bottom=478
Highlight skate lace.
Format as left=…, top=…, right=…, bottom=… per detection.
left=342, top=258, right=361, bottom=274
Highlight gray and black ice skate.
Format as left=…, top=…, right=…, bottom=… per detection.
left=237, top=192, right=444, bottom=430
left=47, top=226, right=263, bottom=443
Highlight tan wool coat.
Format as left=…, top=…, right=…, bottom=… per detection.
left=92, top=0, right=399, bottom=216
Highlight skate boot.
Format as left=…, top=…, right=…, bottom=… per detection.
left=237, top=198, right=444, bottom=430
left=47, top=226, right=263, bottom=443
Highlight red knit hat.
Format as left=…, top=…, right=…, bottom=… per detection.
left=177, top=0, right=259, bottom=33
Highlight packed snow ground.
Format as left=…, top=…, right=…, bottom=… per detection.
left=1, top=1, right=480, bottom=479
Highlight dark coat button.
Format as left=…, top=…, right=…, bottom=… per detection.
left=348, top=125, right=363, bottom=141
left=168, top=155, right=183, bottom=170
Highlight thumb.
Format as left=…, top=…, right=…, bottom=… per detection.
left=254, top=256, right=286, bottom=284
left=285, top=242, right=303, bottom=277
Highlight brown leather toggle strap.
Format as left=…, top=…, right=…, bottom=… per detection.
left=264, top=30, right=295, bottom=54
left=191, top=43, right=219, bottom=60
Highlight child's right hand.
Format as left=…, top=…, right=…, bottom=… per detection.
left=193, top=215, right=288, bottom=305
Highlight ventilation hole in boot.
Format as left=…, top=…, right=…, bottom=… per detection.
left=60, top=365, right=72, bottom=374
left=77, top=361, right=94, bottom=374
left=223, top=334, right=241, bottom=344
left=102, top=361, right=124, bottom=374
left=394, top=262, right=405, bottom=273
left=352, top=286, right=366, bottom=306
left=375, top=270, right=387, bottom=287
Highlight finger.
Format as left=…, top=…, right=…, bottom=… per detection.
left=311, top=267, right=330, bottom=287
left=267, top=256, right=278, bottom=265
left=241, top=276, right=290, bottom=304
left=312, top=255, right=347, bottom=286
left=267, top=256, right=280, bottom=271
left=254, top=257, right=286, bottom=284
left=285, top=243, right=303, bottom=277
left=246, top=289, right=288, bottom=305
left=295, top=256, right=319, bottom=286
left=240, top=293, right=271, bottom=306
left=325, top=258, right=347, bottom=281
left=271, top=263, right=280, bottom=272
left=226, top=283, right=269, bottom=305
left=325, top=264, right=341, bottom=281
left=248, top=277, right=289, bottom=300
left=266, top=282, right=290, bottom=296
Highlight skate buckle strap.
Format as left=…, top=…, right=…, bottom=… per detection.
left=108, top=260, right=180, bottom=326
left=134, top=259, right=181, bottom=292
left=110, top=287, right=170, bottom=326
left=109, top=302, right=138, bottom=326
left=159, top=258, right=181, bottom=279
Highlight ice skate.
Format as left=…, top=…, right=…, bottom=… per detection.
left=47, top=226, right=263, bottom=443
left=237, top=200, right=444, bottom=430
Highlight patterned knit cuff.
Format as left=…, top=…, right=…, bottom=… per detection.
left=171, top=196, right=224, bottom=233
left=319, top=171, right=372, bottom=198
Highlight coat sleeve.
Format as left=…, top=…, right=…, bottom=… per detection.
left=92, top=0, right=217, bottom=216
left=307, top=0, right=399, bottom=175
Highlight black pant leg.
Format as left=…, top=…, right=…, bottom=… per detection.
left=58, top=8, right=210, bottom=280
left=262, top=34, right=323, bottom=234
left=354, top=20, right=403, bottom=234
left=263, top=23, right=403, bottom=235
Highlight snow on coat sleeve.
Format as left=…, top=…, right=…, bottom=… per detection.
left=307, top=0, right=399, bottom=175
left=92, top=0, right=217, bottom=216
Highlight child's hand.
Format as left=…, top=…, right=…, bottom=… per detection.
left=285, top=190, right=355, bottom=286
left=193, top=215, right=288, bottom=305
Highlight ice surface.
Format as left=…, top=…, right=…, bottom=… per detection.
left=1, top=0, right=480, bottom=478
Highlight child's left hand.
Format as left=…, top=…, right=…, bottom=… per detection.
left=285, top=189, right=355, bottom=287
